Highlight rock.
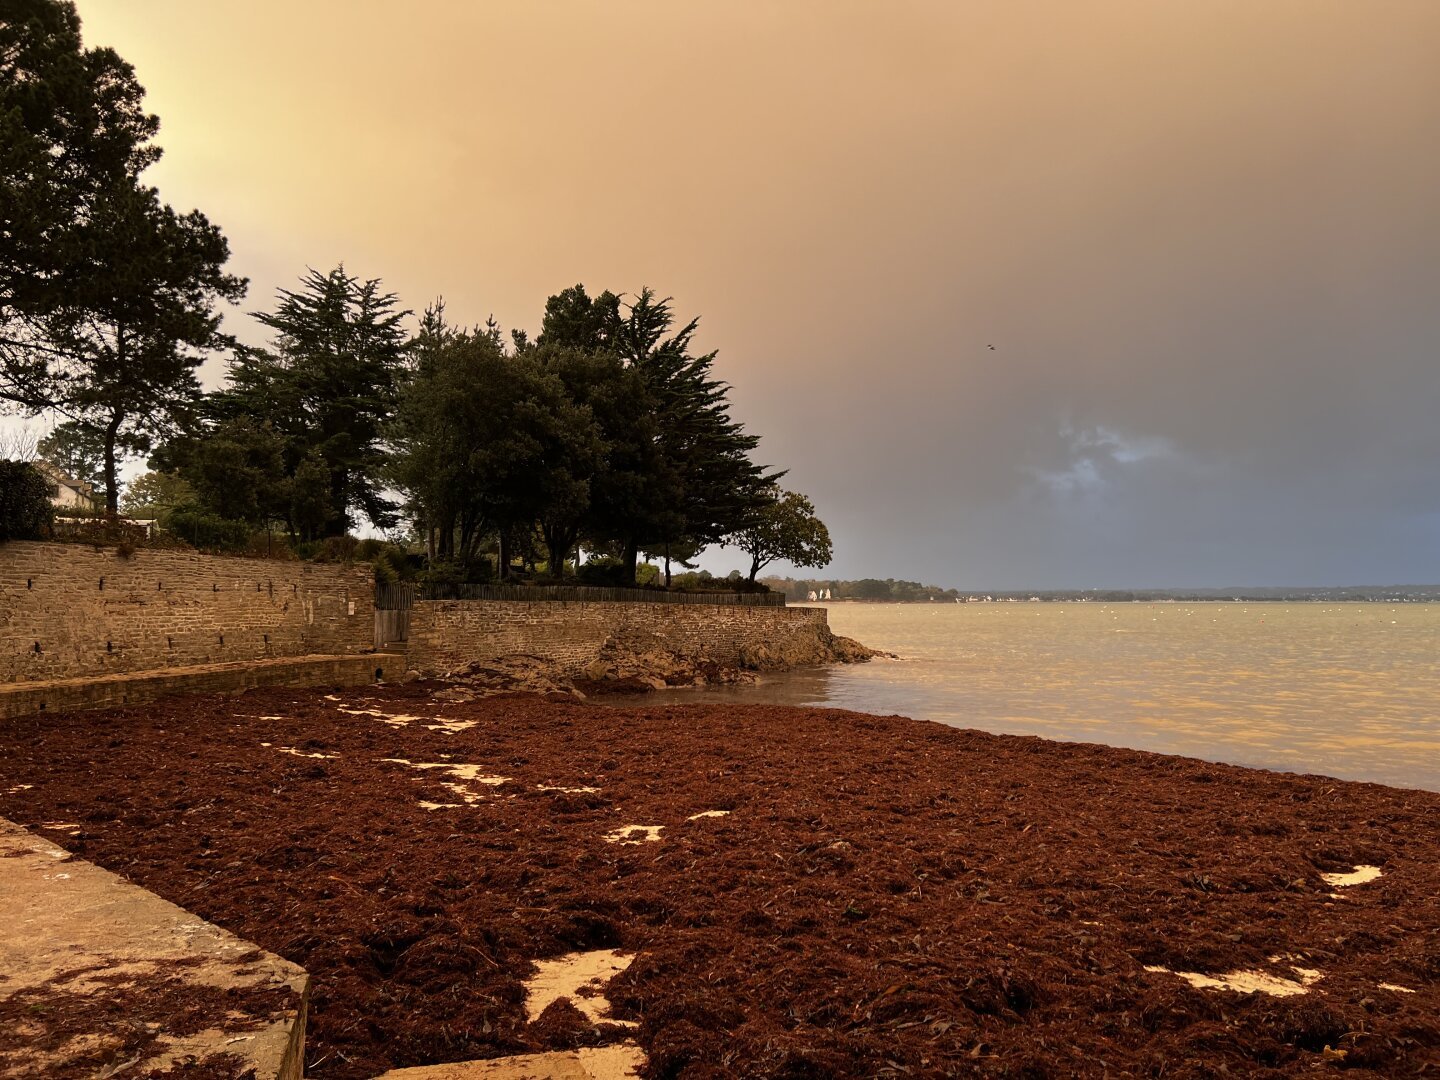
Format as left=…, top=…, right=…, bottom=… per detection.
left=432, top=686, right=477, bottom=703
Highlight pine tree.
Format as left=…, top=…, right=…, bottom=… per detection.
left=216, top=267, right=409, bottom=535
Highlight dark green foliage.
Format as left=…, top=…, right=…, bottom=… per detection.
left=289, top=453, right=333, bottom=541
left=389, top=308, right=602, bottom=578
left=0, top=459, right=54, bottom=540
left=532, top=286, right=779, bottom=581
left=37, top=421, right=105, bottom=489
left=1, top=4, right=245, bottom=511
left=212, top=266, right=407, bottom=535
left=156, top=417, right=288, bottom=529
left=159, top=505, right=250, bottom=551
left=576, top=555, right=630, bottom=586
left=0, top=0, right=160, bottom=350
left=119, top=470, right=193, bottom=519
left=728, top=488, right=833, bottom=582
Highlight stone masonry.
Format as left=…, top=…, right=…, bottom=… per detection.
left=0, top=541, right=373, bottom=683
left=406, top=599, right=836, bottom=676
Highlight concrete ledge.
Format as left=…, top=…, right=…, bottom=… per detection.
left=0, top=653, right=405, bottom=720
left=0, top=817, right=309, bottom=1079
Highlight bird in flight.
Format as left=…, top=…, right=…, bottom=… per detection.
left=987, top=344, right=996, bottom=350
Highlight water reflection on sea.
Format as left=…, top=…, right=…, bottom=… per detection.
left=628, top=602, right=1440, bottom=792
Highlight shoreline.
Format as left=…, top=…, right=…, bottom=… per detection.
left=3, top=684, right=1437, bottom=1076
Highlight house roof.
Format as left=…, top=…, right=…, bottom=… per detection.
left=33, top=459, right=97, bottom=498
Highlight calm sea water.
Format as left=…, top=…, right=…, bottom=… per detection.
left=650, top=602, right=1440, bottom=792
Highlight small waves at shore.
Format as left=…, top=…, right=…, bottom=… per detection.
left=624, top=602, right=1440, bottom=792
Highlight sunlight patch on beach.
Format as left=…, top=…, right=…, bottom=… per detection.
left=425, top=717, right=478, bottom=734
left=338, top=706, right=421, bottom=727
left=603, top=825, right=664, bottom=844
left=1378, top=983, right=1416, bottom=994
left=5, top=785, right=33, bottom=794
left=1144, top=964, right=1321, bottom=997
left=524, top=949, right=636, bottom=1026
left=538, top=784, right=600, bottom=794
left=1320, top=865, right=1382, bottom=887
left=262, top=743, right=338, bottom=759
left=686, top=810, right=731, bottom=821
left=381, top=759, right=511, bottom=784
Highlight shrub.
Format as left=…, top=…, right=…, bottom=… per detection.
left=0, top=461, right=54, bottom=541
left=370, top=544, right=413, bottom=585
left=315, top=534, right=360, bottom=562
left=162, top=505, right=251, bottom=551
left=417, top=559, right=466, bottom=588
left=244, top=530, right=297, bottom=560
left=577, top=555, right=630, bottom=586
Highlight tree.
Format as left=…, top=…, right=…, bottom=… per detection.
left=388, top=312, right=505, bottom=567
left=216, top=267, right=408, bottom=535
left=641, top=536, right=703, bottom=588
left=727, top=488, right=833, bottom=583
left=155, top=416, right=288, bottom=529
left=535, top=285, right=779, bottom=583
left=389, top=317, right=601, bottom=578
left=118, top=469, right=192, bottom=518
left=1, top=5, right=244, bottom=511
left=1, top=0, right=160, bottom=389
left=617, top=289, right=779, bottom=576
left=37, top=420, right=105, bottom=488
left=0, top=458, right=53, bottom=540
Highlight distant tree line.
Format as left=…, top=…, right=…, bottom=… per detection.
left=0, top=1, right=835, bottom=586
left=764, top=577, right=964, bottom=603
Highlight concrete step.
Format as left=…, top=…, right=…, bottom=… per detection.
left=0, top=652, right=406, bottom=720
left=0, top=817, right=309, bottom=1079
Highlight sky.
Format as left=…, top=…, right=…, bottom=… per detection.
left=63, top=0, right=1440, bottom=589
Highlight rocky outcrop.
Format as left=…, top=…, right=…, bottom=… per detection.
left=421, top=622, right=883, bottom=701
left=736, top=624, right=880, bottom=670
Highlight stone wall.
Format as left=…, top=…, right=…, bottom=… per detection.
left=406, top=598, right=838, bottom=676
left=0, top=542, right=373, bottom=683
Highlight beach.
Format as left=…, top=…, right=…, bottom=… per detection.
left=2, top=683, right=1437, bottom=1077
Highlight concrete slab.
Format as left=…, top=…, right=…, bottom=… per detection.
left=0, top=652, right=404, bottom=719
left=0, top=816, right=309, bottom=1079
left=376, top=1043, right=645, bottom=1080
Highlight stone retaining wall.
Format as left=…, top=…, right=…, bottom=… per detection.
left=406, top=598, right=835, bottom=676
left=0, top=541, right=373, bottom=683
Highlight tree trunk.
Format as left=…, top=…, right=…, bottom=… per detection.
left=622, top=538, right=639, bottom=585
left=327, top=470, right=347, bottom=537
left=498, top=530, right=511, bottom=579
left=102, top=410, right=122, bottom=515
left=664, top=541, right=672, bottom=589
left=749, top=554, right=762, bottom=583
left=548, top=539, right=565, bottom=578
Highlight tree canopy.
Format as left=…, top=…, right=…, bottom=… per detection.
left=210, top=266, right=407, bottom=536
left=729, top=488, right=834, bottom=582
left=1, top=1, right=244, bottom=511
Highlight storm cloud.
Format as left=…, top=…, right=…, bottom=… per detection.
left=76, top=0, right=1440, bottom=587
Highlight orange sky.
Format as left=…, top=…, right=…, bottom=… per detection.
left=73, top=1, right=1440, bottom=586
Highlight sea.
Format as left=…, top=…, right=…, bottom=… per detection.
left=648, top=601, right=1440, bottom=792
